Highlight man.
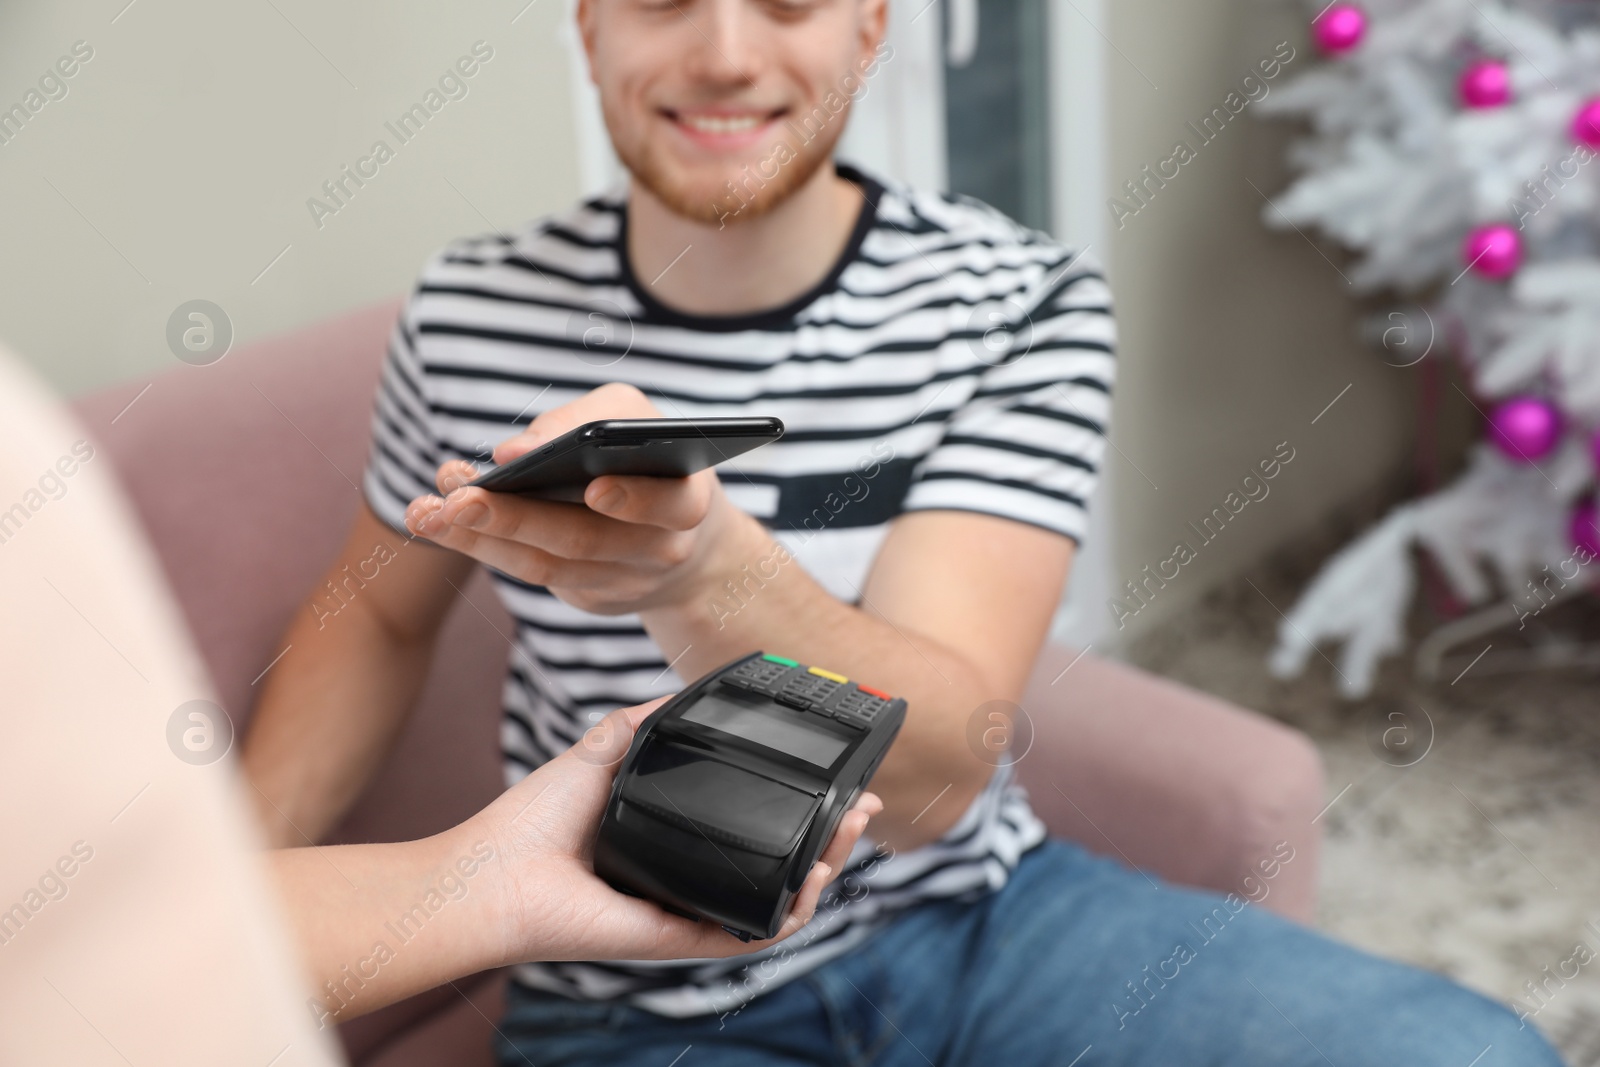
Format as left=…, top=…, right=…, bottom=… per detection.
left=243, top=0, right=1564, bottom=1064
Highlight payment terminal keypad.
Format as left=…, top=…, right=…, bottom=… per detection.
left=832, top=690, right=890, bottom=729
left=776, top=673, right=842, bottom=709
left=723, top=658, right=790, bottom=691
left=719, top=654, right=896, bottom=732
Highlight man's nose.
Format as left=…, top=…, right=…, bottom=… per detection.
left=682, top=0, right=765, bottom=88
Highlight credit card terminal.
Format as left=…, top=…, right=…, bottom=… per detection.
left=594, top=652, right=906, bottom=940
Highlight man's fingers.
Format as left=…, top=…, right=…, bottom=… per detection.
left=404, top=495, right=447, bottom=536
left=435, top=459, right=480, bottom=494
left=409, top=524, right=631, bottom=590
left=412, top=486, right=678, bottom=565
left=584, top=472, right=715, bottom=531
left=491, top=432, right=540, bottom=465
left=492, top=383, right=664, bottom=465
left=490, top=407, right=587, bottom=464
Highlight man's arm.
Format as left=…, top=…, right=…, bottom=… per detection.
left=242, top=502, right=473, bottom=848
left=640, top=508, right=1072, bottom=850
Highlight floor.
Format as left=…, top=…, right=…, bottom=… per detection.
left=1127, top=545, right=1600, bottom=1064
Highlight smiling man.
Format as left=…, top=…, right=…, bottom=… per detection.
left=242, top=1, right=1565, bottom=1064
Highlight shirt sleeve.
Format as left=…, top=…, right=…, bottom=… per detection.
left=901, top=252, right=1116, bottom=544
left=361, top=292, right=443, bottom=535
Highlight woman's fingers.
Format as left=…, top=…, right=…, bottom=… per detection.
left=769, top=797, right=879, bottom=940
left=778, top=860, right=834, bottom=936
left=615, top=793, right=881, bottom=958
left=498, top=697, right=884, bottom=963
left=805, top=801, right=878, bottom=898
left=567, top=699, right=665, bottom=770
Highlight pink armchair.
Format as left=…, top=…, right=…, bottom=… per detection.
left=74, top=300, right=1324, bottom=1067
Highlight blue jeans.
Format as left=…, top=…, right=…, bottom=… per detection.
left=496, top=840, right=1564, bottom=1066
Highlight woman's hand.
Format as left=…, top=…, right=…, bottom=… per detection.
left=272, top=699, right=879, bottom=1027
left=402, top=383, right=768, bottom=616
left=466, top=699, right=881, bottom=964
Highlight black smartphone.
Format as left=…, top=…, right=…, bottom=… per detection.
left=467, top=417, right=784, bottom=500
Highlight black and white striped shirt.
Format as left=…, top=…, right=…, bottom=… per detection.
left=362, top=163, right=1116, bottom=1017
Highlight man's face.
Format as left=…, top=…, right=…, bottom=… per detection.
left=579, top=0, right=888, bottom=225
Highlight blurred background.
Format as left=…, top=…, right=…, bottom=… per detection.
left=0, top=0, right=1407, bottom=648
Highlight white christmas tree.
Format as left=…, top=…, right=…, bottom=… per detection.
left=1256, top=0, right=1600, bottom=696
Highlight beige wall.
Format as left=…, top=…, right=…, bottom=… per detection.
left=0, top=0, right=580, bottom=397
left=1100, top=0, right=1414, bottom=640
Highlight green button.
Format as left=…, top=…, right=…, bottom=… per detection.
left=761, top=654, right=799, bottom=667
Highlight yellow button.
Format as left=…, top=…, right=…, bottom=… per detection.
left=808, top=667, right=848, bottom=683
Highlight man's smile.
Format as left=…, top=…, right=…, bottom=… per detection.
left=661, top=106, right=790, bottom=150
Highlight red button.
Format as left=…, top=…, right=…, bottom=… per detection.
left=857, top=685, right=891, bottom=700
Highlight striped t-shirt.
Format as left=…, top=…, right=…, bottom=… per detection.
left=361, top=162, right=1116, bottom=1017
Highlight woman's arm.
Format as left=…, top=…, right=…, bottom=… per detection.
left=267, top=700, right=879, bottom=1027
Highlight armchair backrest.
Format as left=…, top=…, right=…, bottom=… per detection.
left=72, top=300, right=511, bottom=848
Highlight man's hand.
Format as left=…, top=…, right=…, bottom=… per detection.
left=404, top=383, right=763, bottom=615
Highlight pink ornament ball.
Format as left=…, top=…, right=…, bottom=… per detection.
left=1461, top=223, right=1521, bottom=280
left=1458, top=60, right=1510, bottom=109
left=1570, top=501, right=1600, bottom=558
left=1573, top=97, right=1600, bottom=150
left=1312, top=4, right=1366, bottom=54
left=1488, top=396, right=1563, bottom=462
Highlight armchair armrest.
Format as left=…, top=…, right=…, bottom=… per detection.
left=1012, top=645, right=1323, bottom=922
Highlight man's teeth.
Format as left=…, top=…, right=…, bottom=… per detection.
left=680, top=114, right=766, bottom=134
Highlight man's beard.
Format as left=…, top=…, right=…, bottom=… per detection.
left=606, top=104, right=850, bottom=226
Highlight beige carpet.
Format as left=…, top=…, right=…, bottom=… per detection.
left=1127, top=548, right=1600, bottom=1064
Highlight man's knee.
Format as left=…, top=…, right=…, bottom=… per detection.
left=1398, top=975, right=1566, bottom=1067
left=1467, top=999, right=1566, bottom=1067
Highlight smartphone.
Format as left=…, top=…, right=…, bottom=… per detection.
left=467, top=417, right=784, bottom=500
